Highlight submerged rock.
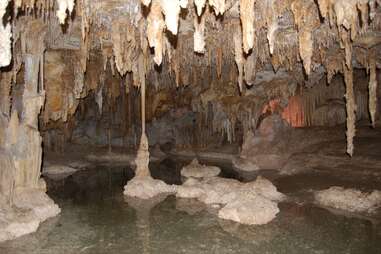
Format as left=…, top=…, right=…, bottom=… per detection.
left=123, top=177, right=177, bottom=200
left=315, top=187, right=381, bottom=214
left=218, top=195, right=280, bottom=225
left=180, top=158, right=221, bottom=179
left=42, top=164, right=78, bottom=180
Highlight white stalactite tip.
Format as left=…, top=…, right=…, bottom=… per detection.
left=209, top=0, right=226, bottom=16
left=194, top=0, right=206, bottom=16
left=0, top=0, right=9, bottom=18
left=0, top=0, right=11, bottom=68
left=193, top=13, right=206, bottom=53
left=147, top=0, right=165, bottom=65
left=142, top=0, right=152, bottom=6
left=267, top=20, right=278, bottom=55
left=299, top=30, right=313, bottom=76
left=0, top=23, right=11, bottom=68
left=369, top=58, right=377, bottom=128
left=56, top=0, right=75, bottom=24
left=240, top=0, right=255, bottom=54
left=160, top=0, right=188, bottom=35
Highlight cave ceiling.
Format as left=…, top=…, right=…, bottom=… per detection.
left=0, top=0, right=380, bottom=155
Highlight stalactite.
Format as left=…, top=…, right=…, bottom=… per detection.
left=0, top=0, right=12, bottom=67
left=147, top=0, right=165, bottom=65
left=243, top=49, right=257, bottom=86
left=160, top=0, right=187, bottom=35
left=291, top=0, right=319, bottom=76
left=193, top=10, right=206, bottom=53
left=234, top=29, right=244, bottom=92
left=298, top=30, right=313, bottom=75
left=267, top=19, right=278, bottom=55
left=142, top=0, right=151, bottom=6
left=112, top=20, right=138, bottom=76
left=194, top=0, right=206, bottom=16
left=216, top=46, right=222, bottom=79
left=56, top=0, right=75, bottom=24
left=209, top=0, right=225, bottom=15
left=240, top=0, right=255, bottom=54
left=369, top=54, right=377, bottom=128
left=343, top=60, right=356, bottom=157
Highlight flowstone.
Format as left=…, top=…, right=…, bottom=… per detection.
left=0, top=187, right=60, bottom=242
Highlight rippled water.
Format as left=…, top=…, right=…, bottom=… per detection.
left=1, top=161, right=380, bottom=254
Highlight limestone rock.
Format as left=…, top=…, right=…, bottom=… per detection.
left=176, top=175, right=285, bottom=225
left=123, top=177, right=177, bottom=199
left=180, top=158, right=221, bottom=179
left=315, top=187, right=381, bottom=214
left=218, top=195, right=279, bottom=225
left=237, top=114, right=291, bottom=170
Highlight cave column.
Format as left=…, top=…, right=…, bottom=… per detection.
left=10, top=20, right=47, bottom=192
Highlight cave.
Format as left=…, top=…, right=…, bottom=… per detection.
left=0, top=0, right=381, bottom=253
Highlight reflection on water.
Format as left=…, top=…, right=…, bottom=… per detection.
left=0, top=161, right=380, bottom=254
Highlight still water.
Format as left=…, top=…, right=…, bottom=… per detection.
left=1, top=160, right=380, bottom=254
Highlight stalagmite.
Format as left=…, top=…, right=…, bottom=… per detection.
left=193, top=11, right=206, bottom=53
left=56, top=0, right=75, bottom=24
left=124, top=46, right=176, bottom=199
left=136, top=57, right=149, bottom=178
left=0, top=0, right=11, bottom=67
left=147, top=0, right=165, bottom=65
left=369, top=55, right=377, bottom=128
left=240, top=0, right=255, bottom=54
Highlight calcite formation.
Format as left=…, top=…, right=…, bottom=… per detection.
left=0, top=0, right=11, bottom=68
left=56, top=0, right=75, bottom=24
left=315, top=187, right=381, bottom=214
left=177, top=168, right=285, bottom=225
left=0, top=20, right=60, bottom=242
left=240, top=0, right=255, bottom=53
left=180, top=158, right=221, bottom=178
left=147, top=0, right=165, bottom=65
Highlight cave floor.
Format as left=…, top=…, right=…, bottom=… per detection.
left=1, top=124, right=381, bottom=253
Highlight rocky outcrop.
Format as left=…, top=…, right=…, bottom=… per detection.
left=233, top=114, right=291, bottom=171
